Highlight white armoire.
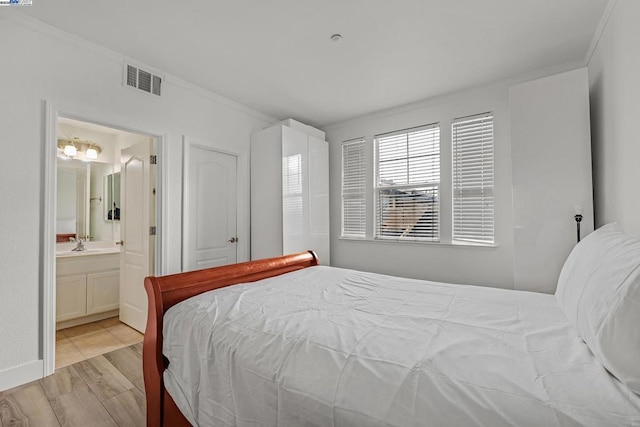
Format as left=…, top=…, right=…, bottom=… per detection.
left=251, top=120, right=330, bottom=264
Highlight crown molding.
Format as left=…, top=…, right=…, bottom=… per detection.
left=585, top=0, right=618, bottom=66
left=2, top=12, right=278, bottom=124
left=322, top=60, right=586, bottom=132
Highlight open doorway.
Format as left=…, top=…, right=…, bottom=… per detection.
left=52, top=116, right=159, bottom=370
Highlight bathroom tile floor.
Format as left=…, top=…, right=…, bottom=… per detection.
left=56, top=317, right=143, bottom=369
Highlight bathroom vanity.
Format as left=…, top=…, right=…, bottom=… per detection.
left=56, top=244, right=120, bottom=329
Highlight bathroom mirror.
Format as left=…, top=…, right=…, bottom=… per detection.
left=56, top=159, right=90, bottom=241
left=104, top=172, right=121, bottom=221
left=56, top=158, right=119, bottom=243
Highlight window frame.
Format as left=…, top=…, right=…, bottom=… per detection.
left=374, top=123, right=441, bottom=242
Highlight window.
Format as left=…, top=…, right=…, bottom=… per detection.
left=375, top=124, right=440, bottom=241
left=283, top=154, right=303, bottom=236
left=452, top=113, right=494, bottom=244
left=341, top=138, right=366, bottom=238
left=340, top=112, right=495, bottom=246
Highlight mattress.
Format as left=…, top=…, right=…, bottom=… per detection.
left=163, top=265, right=640, bottom=426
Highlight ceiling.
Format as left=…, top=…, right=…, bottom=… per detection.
left=22, top=1, right=608, bottom=128
left=58, top=117, right=129, bottom=138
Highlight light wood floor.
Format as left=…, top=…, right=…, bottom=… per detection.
left=0, top=343, right=145, bottom=427
left=56, top=317, right=144, bottom=369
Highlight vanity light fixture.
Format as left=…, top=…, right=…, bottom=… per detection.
left=57, top=138, right=102, bottom=161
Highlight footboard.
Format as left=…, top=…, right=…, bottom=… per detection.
left=142, top=251, right=319, bottom=427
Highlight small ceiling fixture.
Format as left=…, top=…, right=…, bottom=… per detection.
left=330, top=33, right=343, bottom=42
left=57, top=137, right=102, bottom=161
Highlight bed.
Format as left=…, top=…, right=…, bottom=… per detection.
left=143, top=225, right=640, bottom=426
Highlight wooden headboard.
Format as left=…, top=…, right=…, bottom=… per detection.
left=142, top=250, right=319, bottom=427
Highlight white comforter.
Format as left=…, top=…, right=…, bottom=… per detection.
left=163, top=266, right=640, bottom=426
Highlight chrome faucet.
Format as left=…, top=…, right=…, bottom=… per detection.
left=71, top=239, right=86, bottom=252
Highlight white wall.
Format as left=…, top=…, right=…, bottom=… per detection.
left=509, top=68, right=594, bottom=293
left=325, top=88, right=517, bottom=289
left=588, top=0, right=640, bottom=236
left=0, top=14, right=273, bottom=385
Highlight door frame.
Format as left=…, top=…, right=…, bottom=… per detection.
left=181, top=136, right=245, bottom=271
left=43, top=101, right=166, bottom=376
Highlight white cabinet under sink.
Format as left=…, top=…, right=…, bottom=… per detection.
left=86, top=271, right=119, bottom=314
left=56, top=252, right=120, bottom=328
left=56, top=274, right=87, bottom=322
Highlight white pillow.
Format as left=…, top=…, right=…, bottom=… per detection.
left=555, top=223, right=620, bottom=324
left=556, top=223, right=640, bottom=394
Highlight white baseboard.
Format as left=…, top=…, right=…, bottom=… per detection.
left=0, top=359, right=44, bottom=392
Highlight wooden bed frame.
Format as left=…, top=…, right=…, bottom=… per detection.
left=142, top=251, right=319, bottom=427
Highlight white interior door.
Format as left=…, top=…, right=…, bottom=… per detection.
left=184, top=142, right=237, bottom=271
left=119, top=140, right=152, bottom=332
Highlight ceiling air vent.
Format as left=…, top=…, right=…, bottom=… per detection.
left=125, top=64, right=162, bottom=97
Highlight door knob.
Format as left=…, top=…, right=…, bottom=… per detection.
left=116, top=240, right=124, bottom=246
left=228, top=237, right=238, bottom=243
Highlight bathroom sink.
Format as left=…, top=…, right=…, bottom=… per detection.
left=56, top=248, right=119, bottom=257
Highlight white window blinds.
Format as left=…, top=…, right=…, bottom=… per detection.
left=342, top=138, right=366, bottom=238
left=375, top=124, right=440, bottom=241
left=283, top=154, right=303, bottom=236
left=452, top=113, right=494, bottom=244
